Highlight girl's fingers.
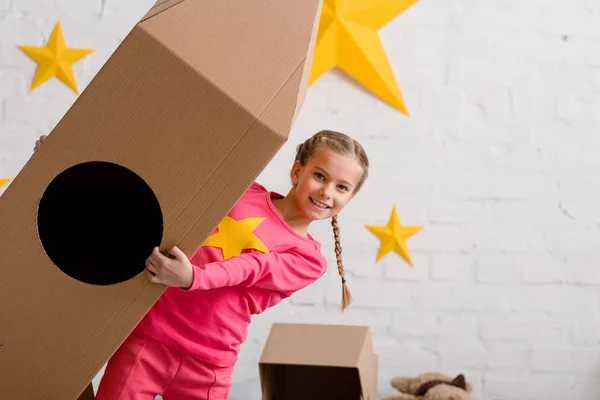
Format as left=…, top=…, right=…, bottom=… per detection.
left=149, top=247, right=165, bottom=264
left=145, top=268, right=160, bottom=284
left=146, top=259, right=158, bottom=275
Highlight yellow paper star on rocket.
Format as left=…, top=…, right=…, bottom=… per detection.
left=309, top=0, right=419, bottom=114
left=366, top=205, right=423, bottom=266
left=0, top=179, right=11, bottom=189
left=18, top=21, right=94, bottom=94
left=202, top=216, right=269, bottom=260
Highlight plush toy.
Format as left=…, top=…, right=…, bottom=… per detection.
left=382, top=372, right=473, bottom=400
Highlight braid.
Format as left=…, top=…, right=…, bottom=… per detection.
left=331, top=215, right=351, bottom=310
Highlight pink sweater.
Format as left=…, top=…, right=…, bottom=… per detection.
left=132, top=182, right=328, bottom=367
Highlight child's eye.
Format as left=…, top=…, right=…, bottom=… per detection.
left=337, top=185, right=348, bottom=191
left=314, top=172, right=324, bottom=180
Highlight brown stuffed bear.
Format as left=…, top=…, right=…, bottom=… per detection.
left=382, top=372, right=473, bottom=400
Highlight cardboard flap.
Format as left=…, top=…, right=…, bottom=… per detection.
left=259, top=323, right=372, bottom=368
left=140, top=0, right=185, bottom=22
left=139, top=0, right=322, bottom=134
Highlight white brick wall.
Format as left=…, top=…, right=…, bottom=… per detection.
left=2, top=0, right=600, bottom=398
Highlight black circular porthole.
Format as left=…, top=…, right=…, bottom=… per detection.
left=37, top=161, right=163, bottom=285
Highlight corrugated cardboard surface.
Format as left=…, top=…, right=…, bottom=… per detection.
left=259, top=323, right=379, bottom=400
left=141, top=0, right=184, bottom=22
left=0, top=0, right=322, bottom=398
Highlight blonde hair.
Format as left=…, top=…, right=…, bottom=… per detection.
left=294, top=130, right=369, bottom=310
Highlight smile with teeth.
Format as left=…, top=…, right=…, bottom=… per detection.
left=310, top=197, right=330, bottom=210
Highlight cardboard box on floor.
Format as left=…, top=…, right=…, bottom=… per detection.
left=259, top=323, right=379, bottom=400
left=0, top=0, right=322, bottom=398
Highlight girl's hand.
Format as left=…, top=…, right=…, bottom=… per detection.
left=145, top=246, right=194, bottom=289
left=33, top=134, right=47, bottom=153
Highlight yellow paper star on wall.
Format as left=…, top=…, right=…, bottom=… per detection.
left=202, top=216, right=269, bottom=260
left=365, top=205, right=423, bottom=266
left=18, top=21, right=94, bottom=94
left=0, top=179, right=11, bottom=189
left=309, top=0, right=419, bottom=114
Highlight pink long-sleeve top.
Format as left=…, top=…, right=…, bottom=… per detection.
left=132, top=182, right=328, bottom=367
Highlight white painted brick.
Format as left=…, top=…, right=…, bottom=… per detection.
left=325, top=278, right=412, bottom=309
left=480, top=314, right=564, bottom=343
left=12, top=0, right=54, bottom=17
left=5, top=94, right=74, bottom=128
left=544, top=228, right=600, bottom=256
left=375, top=342, right=440, bottom=370
left=591, top=67, right=600, bottom=88
left=293, top=306, right=393, bottom=335
left=0, top=0, right=11, bottom=12
left=55, top=0, right=102, bottom=19
left=430, top=254, right=475, bottom=282
left=484, top=375, right=572, bottom=400
left=418, top=86, right=467, bottom=118
left=433, top=170, right=528, bottom=200
left=553, top=182, right=600, bottom=226
left=570, top=317, right=600, bottom=346
left=556, top=91, right=600, bottom=126
left=570, top=351, right=600, bottom=376
left=440, top=115, right=531, bottom=146
left=521, top=256, right=569, bottom=284
left=389, top=312, right=478, bottom=339
left=386, top=253, right=429, bottom=281
left=0, top=17, right=44, bottom=69
left=426, top=199, right=494, bottom=225
left=487, top=346, right=531, bottom=370
left=439, top=342, right=488, bottom=370
left=343, top=177, right=432, bottom=214
left=288, top=271, right=325, bottom=306
left=465, top=225, right=541, bottom=253
left=0, top=128, right=42, bottom=176
left=413, top=283, right=507, bottom=312
left=409, top=225, right=470, bottom=253
left=484, top=142, right=540, bottom=171
left=332, top=247, right=385, bottom=279
left=538, top=5, right=599, bottom=36
left=365, top=139, right=446, bottom=169
left=476, top=255, right=519, bottom=283
left=461, top=86, right=514, bottom=124
left=532, top=347, right=572, bottom=373
left=511, top=84, right=559, bottom=124
left=0, top=68, right=25, bottom=100
left=503, top=286, right=598, bottom=314
left=533, top=347, right=600, bottom=375
left=384, top=39, right=448, bottom=93
left=492, top=201, right=578, bottom=228
left=102, top=0, right=156, bottom=18
left=570, top=261, right=600, bottom=286
left=572, top=378, right=600, bottom=399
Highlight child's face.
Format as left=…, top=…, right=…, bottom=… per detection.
left=291, top=146, right=364, bottom=221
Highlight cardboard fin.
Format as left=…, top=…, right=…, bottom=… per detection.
left=291, top=0, right=323, bottom=126
left=0, top=0, right=322, bottom=397
left=140, top=0, right=185, bottom=22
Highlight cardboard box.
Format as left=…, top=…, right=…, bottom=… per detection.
left=259, top=323, right=379, bottom=400
left=0, top=0, right=322, bottom=398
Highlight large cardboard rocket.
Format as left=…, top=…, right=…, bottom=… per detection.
left=0, top=0, right=322, bottom=398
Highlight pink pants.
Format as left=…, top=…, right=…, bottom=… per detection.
left=96, top=332, right=233, bottom=400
